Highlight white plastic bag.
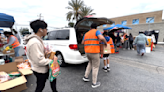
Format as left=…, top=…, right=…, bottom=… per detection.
left=146, top=47, right=151, bottom=53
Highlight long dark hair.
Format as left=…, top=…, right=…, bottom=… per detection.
left=129, top=33, right=133, bottom=37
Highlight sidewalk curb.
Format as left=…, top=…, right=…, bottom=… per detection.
left=110, top=56, right=164, bottom=75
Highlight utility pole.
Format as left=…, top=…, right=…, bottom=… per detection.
left=37, top=13, right=44, bottom=20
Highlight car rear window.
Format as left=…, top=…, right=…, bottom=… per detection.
left=48, top=30, right=69, bottom=40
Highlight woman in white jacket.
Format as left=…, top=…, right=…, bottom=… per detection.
left=25, top=20, right=58, bottom=92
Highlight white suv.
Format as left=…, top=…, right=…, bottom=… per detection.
left=43, top=17, right=114, bottom=66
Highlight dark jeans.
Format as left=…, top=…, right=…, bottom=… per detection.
left=129, top=41, right=134, bottom=49
left=14, top=46, right=20, bottom=57
left=123, top=40, right=129, bottom=49
left=33, top=71, right=58, bottom=92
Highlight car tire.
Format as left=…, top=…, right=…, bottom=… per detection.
left=56, top=52, right=66, bottom=67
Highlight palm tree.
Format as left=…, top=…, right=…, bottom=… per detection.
left=79, top=6, right=96, bottom=18
left=66, top=0, right=84, bottom=22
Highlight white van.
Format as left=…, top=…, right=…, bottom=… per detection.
left=43, top=17, right=114, bottom=66
left=43, top=28, right=88, bottom=66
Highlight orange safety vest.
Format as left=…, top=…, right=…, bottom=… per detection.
left=123, top=34, right=128, bottom=40
left=107, top=37, right=115, bottom=54
left=7, top=35, right=20, bottom=48
left=84, top=29, right=100, bottom=53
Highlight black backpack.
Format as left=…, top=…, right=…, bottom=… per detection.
left=129, top=36, right=133, bottom=41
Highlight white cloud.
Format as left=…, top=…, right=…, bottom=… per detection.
left=0, top=0, right=163, bottom=28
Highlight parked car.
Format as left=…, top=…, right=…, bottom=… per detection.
left=43, top=17, right=114, bottom=66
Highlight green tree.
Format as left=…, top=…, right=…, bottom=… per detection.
left=66, top=0, right=84, bottom=21
left=79, top=6, right=95, bottom=18
left=68, top=22, right=75, bottom=27
left=19, top=28, right=29, bottom=35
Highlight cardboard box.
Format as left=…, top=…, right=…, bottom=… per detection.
left=0, top=62, right=27, bottom=92
left=9, top=54, right=15, bottom=57
left=100, top=44, right=111, bottom=54
left=2, top=50, right=14, bottom=54
left=2, top=83, right=27, bottom=92
left=14, top=56, right=24, bottom=63
left=14, top=56, right=33, bottom=75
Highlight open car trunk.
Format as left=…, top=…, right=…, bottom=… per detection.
left=74, top=17, right=114, bottom=54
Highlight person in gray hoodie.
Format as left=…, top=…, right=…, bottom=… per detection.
left=133, top=32, right=149, bottom=56
left=25, top=20, right=58, bottom=92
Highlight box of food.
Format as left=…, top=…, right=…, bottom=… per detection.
left=0, top=62, right=27, bottom=92
left=2, top=46, right=14, bottom=54
left=2, top=49, right=14, bottom=54
left=14, top=56, right=33, bottom=75
left=100, top=44, right=111, bottom=54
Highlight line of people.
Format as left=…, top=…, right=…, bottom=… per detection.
left=107, top=31, right=135, bottom=53
left=23, top=20, right=149, bottom=92
left=107, top=30, right=149, bottom=56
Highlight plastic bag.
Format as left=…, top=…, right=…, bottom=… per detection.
left=0, top=71, right=10, bottom=83
left=49, top=60, right=60, bottom=82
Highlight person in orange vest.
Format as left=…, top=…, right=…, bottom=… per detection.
left=101, top=32, right=115, bottom=72
left=81, top=23, right=107, bottom=88
left=123, top=33, right=129, bottom=50
left=3, top=31, right=20, bottom=57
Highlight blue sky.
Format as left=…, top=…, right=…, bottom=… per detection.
left=0, top=0, right=164, bottom=29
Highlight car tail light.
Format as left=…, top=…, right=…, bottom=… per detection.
left=24, top=46, right=26, bottom=51
left=69, top=44, right=78, bottom=50
left=24, top=46, right=27, bottom=55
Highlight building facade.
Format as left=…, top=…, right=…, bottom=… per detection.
left=98, top=10, right=164, bottom=42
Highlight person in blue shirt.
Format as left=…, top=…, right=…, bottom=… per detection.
left=102, top=32, right=111, bottom=72
left=82, top=30, right=102, bottom=41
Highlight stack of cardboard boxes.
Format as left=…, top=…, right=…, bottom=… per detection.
left=0, top=56, right=33, bottom=92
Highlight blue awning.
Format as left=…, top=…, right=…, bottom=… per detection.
left=0, top=13, right=15, bottom=28
left=104, top=24, right=131, bottom=30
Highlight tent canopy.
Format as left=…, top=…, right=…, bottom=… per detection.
left=0, top=13, right=15, bottom=28
left=103, top=24, right=131, bottom=30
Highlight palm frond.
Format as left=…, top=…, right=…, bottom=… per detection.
left=66, top=11, right=73, bottom=21
left=79, top=6, right=95, bottom=18
left=66, top=0, right=84, bottom=21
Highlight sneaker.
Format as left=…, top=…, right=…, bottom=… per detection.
left=83, top=76, right=90, bottom=82
left=107, top=67, right=110, bottom=71
left=102, top=67, right=108, bottom=72
left=141, top=53, right=144, bottom=56
left=132, top=48, right=134, bottom=50
left=92, top=82, right=101, bottom=88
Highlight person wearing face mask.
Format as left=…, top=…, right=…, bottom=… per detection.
left=3, top=31, right=20, bottom=57
left=25, top=20, right=58, bottom=92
